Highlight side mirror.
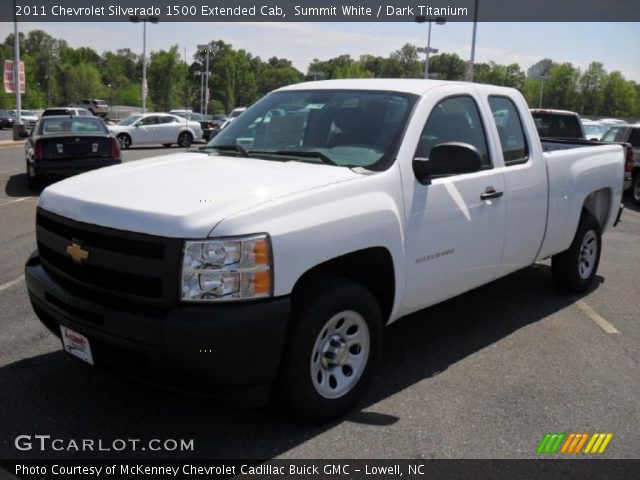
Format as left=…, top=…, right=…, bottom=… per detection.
left=19, top=130, right=30, bottom=138
left=412, top=142, right=483, bottom=185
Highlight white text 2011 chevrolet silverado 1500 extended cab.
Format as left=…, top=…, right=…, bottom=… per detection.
left=26, top=80, right=625, bottom=421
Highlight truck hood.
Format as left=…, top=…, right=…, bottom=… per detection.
left=39, top=153, right=360, bottom=238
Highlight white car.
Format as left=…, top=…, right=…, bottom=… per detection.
left=10, top=109, right=39, bottom=129
left=219, top=107, right=247, bottom=130
left=109, top=113, right=202, bottom=149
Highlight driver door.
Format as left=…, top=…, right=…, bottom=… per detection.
left=401, top=91, right=507, bottom=314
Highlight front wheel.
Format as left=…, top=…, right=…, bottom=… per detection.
left=632, top=173, right=640, bottom=206
left=552, top=211, right=602, bottom=292
left=274, top=278, right=383, bottom=422
left=177, top=132, right=192, bottom=148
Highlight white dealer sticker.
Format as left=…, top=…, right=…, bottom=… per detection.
left=60, top=326, right=94, bottom=365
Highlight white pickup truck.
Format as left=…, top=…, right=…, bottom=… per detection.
left=26, top=79, right=625, bottom=421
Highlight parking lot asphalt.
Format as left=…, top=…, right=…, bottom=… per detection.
left=0, top=143, right=638, bottom=460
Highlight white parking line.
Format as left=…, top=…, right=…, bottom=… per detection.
left=0, top=197, right=33, bottom=208
left=575, top=300, right=620, bottom=334
left=0, top=275, right=25, bottom=294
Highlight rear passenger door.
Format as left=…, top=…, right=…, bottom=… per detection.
left=487, top=95, right=548, bottom=276
left=402, top=90, right=507, bottom=313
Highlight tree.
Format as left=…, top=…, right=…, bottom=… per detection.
left=148, top=45, right=186, bottom=111
left=429, top=53, right=466, bottom=80
left=389, top=43, right=421, bottom=78
left=579, top=62, right=606, bottom=115
left=601, top=71, right=637, bottom=117
left=542, top=63, right=581, bottom=111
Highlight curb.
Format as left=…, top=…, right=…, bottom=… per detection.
left=0, top=140, right=26, bottom=147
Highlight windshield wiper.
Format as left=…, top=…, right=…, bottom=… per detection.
left=249, top=149, right=338, bottom=166
left=201, top=144, right=250, bottom=157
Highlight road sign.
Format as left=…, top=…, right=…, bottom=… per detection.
left=4, top=60, right=26, bottom=94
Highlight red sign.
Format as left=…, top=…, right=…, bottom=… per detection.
left=4, top=60, right=25, bottom=94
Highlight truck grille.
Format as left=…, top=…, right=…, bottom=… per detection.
left=36, top=208, right=183, bottom=309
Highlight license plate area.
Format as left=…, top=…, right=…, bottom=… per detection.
left=60, top=326, right=94, bottom=365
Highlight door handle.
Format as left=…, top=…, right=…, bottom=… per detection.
left=480, top=187, right=504, bottom=200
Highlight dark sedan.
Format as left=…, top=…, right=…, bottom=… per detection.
left=25, top=116, right=121, bottom=190
left=0, top=110, right=15, bottom=129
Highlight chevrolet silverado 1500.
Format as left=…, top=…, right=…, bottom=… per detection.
left=26, top=80, right=625, bottom=421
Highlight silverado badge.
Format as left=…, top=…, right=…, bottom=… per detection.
left=66, top=243, right=89, bottom=263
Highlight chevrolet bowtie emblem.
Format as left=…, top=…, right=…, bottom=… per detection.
left=66, top=243, right=89, bottom=263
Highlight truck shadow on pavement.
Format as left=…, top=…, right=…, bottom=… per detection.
left=0, top=264, right=599, bottom=460
left=622, top=194, right=640, bottom=214
left=4, top=174, right=40, bottom=198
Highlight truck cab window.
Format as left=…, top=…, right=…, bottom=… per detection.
left=488, top=96, right=529, bottom=165
left=416, top=96, right=491, bottom=169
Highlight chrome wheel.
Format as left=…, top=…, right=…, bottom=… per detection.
left=117, top=134, right=130, bottom=150
left=578, top=230, right=598, bottom=280
left=310, top=310, right=370, bottom=399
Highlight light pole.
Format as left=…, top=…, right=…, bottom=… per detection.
left=194, top=71, right=204, bottom=113
left=130, top=15, right=158, bottom=113
left=538, top=75, right=551, bottom=108
left=415, top=16, right=446, bottom=79
left=12, top=0, right=24, bottom=140
left=197, top=43, right=215, bottom=115
left=466, top=0, right=479, bottom=81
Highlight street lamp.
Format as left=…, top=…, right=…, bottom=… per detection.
left=466, top=0, right=479, bottom=81
left=194, top=71, right=205, bottom=113
left=197, top=43, right=215, bottom=115
left=538, top=75, right=551, bottom=108
left=130, top=15, right=158, bottom=113
left=415, top=16, right=446, bottom=79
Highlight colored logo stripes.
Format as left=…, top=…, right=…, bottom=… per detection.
left=537, top=433, right=613, bottom=454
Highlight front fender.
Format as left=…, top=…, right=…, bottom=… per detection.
left=212, top=169, right=406, bottom=320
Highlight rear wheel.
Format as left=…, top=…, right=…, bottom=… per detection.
left=178, top=131, right=192, bottom=148
left=632, top=173, right=640, bottom=206
left=117, top=134, right=131, bottom=150
left=552, top=211, right=601, bottom=292
left=274, top=277, right=383, bottom=422
left=26, top=161, right=40, bottom=191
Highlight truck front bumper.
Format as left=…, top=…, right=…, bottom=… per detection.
left=25, top=253, right=290, bottom=405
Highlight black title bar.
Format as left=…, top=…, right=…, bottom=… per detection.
left=1, top=0, right=640, bottom=22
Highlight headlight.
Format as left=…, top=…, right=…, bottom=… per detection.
left=181, top=234, right=272, bottom=302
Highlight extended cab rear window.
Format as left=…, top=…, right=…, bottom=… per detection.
left=489, top=96, right=529, bottom=165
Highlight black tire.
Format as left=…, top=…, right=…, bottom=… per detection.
left=274, top=277, right=383, bottom=423
left=26, top=162, right=40, bottom=191
left=162, top=143, right=172, bottom=148
left=117, top=134, right=131, bottom=150
left=632, top=173, right=640, bottom=206
left=552, top=211, right=601, bottom=293
left=177, top=131, right=193, bottom=148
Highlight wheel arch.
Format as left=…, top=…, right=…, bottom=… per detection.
left=291, top=247, right=395, bottom=325
left=581, top=187, right=612, bottom=229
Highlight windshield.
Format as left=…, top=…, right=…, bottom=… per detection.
left=583, top=124, right=606, bottom=140
left=207, top=90, right=417, bottom=170
left=532, top=113, right=583, bottom=138
left=118, top=115, right=142, bottom=126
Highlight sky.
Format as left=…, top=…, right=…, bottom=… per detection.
left=1, top=21, right=639, bottom=81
